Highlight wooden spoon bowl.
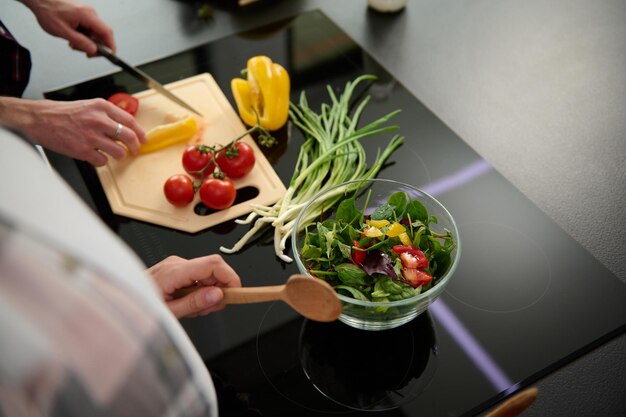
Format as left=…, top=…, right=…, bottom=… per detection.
left=223, top=274, right=342, bottom=322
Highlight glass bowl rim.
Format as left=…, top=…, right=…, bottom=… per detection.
left=291, top=178, right=462, bottom=308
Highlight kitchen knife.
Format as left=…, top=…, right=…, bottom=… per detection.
left=96, top=43, right=202, bottom=116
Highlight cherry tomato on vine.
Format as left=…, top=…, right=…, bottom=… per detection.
left=199, top=177, right=236, bottom=210
left=108, top=92, right=139, bottom=115
left=182, top=145, right=214, bottom=179
left=163, top=174, right=195, bottom=207
left=216, top=142, right=255, bottom=179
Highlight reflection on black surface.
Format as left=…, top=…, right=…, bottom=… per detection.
left=299, top=314, right=437, bottom=411
left=194, top=186, right=260, bottom=216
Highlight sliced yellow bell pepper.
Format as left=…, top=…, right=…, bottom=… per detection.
left=138, top=115, right=198, bottom=154
left=385, top=222, right=406, bottom=237
left=231, top=56, right=290, bottom=131
left=363, top=226, right=384, bottom=238
left=398, top=232, right=412, bottom=246
left=366, top=219, right=390, bottom=229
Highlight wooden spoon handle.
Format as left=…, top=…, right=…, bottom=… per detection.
left=484, top=387, right=538, bottom=417
left=222, top=285, right=286, bottom=305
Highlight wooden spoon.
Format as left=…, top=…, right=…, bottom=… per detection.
left=175, top=274, right=342, bottom=322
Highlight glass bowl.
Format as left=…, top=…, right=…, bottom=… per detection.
left=291, top=179, right=461, bottom=331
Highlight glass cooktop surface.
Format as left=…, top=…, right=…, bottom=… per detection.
left=45, top=10, right=626, bottom=417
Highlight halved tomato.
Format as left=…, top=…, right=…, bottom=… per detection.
left=108, top=92, right=139, bottom=115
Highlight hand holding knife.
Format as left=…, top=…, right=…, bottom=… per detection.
left=94, top=43, right=202, bottom=116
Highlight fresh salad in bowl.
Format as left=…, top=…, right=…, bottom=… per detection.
left=298, top=189, right=456, bottom=303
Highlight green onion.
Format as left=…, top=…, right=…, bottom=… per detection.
left=219, top=74, right=404, bottom=262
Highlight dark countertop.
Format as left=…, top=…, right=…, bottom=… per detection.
left=5, top=0, right=625, bottom=415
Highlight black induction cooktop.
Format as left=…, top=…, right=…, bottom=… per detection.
left=45, top=9, right=626, bottom=417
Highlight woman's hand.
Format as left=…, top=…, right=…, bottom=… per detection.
left=147, top=255, right=243, bottom=319
left=22, top=0, right=115, bottom=57
left=0, top=97, right=146, bottom=166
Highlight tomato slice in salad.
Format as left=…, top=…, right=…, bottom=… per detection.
left=351, top=240, right=367, bottom=265
left=391, top=244, right=429, bottom=269
left=402, top=268, right=433, bottom=286
left=108, top=92, right=139, bottom=115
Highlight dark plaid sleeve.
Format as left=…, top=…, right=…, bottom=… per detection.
left=0, top=19, right=32, bottom=97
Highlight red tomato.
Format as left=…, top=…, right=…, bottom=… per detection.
left=199, top=177, right=236, bottom=210
left=108, top=92, right=139, bottom=115
left=182, top=145, right=214, bottom=179
left=163, top=174, right=195, bottom=207
left=392, top=244, right=429, bottom=269
left=402, top=268, right=432, bottom=286
left=351, top=240, right=367, bottom=265
left=216, top=142, right=255, bottom=179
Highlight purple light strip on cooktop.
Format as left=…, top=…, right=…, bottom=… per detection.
left=380, top=159, right=509, bottom=388
left=419, top=159, right=492, bottom=197
left=373, top=159, right=493, bottom=210
left=430, top=300, right=512, bottom=390
left=413, top=159, right=509, bottom=390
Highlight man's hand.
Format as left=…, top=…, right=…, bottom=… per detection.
left=22, top=0, right=115, bottom=57
left=148, top=255, right=243, bottom=319
left=0, top=97, right=146, bottom=166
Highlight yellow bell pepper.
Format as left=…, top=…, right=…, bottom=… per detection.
left=398, top=232, right=412, bottom=246
left=138, top=116, right=198, bottom=154
left=385, top=222, right=406, bottom=237
left=231, top=56, right=290, bottom=131
left=363, top=226, right=384, bottom=238
left=366, top=219, right=390, bottom=229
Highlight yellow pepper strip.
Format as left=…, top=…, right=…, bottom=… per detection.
left=363, top=226, right=384, bottom=238
left=366, top=219, right=390, bottom=228
left=385, top=222, right=406, bottom=237
left=231, top=56, right=290, bottom=131
left=138, top=116, right=198, bottom=154
left=398, top=232, right=412, bottom=246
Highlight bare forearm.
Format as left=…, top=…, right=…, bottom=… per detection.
left=0, top=96, right=145, bottom=166
left=0, top=96, right=40, bottom=138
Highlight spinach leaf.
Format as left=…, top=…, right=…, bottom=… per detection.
left=336, top=285, right=369, bottom=301
left=387, top=191, right=408, bottom=218
left=301, top=243, right=322, bottom=259
left=371, top=279, right=391, bottom=298
left=337, top=241, right=353, bottom=260
left=406, top=199, right=428, bottom=223
left=380, top=276, right=406, bottom=295
left=335, top=263, right=371, bottom=285
left=371, top=203, right=394, bottom=221
left=336, top=197, right=360, bottom=227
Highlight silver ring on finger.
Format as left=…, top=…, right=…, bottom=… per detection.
left=113, top=122, right=123, bottom=140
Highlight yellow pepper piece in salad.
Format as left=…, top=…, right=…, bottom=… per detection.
left=366, top=219, right=390, bottom=229
left=398, top=232, right=412, bottom=246
left=231, top=55, right=290, bottom=131
left=385, top=222, right=406, bottom=237
left=363, top=226, right=384, bottom=238
left=138, top=115, right=198, bottom=154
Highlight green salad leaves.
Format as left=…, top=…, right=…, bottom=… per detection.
left=300, top=189, right=456, bottom=303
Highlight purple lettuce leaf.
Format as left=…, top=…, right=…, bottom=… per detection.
left=361, top=250, right=398, bottom=280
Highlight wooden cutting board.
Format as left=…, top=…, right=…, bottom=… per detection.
left=96, top=73, right=286, bottom=233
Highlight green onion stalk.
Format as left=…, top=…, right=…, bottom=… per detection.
left=220, top=75, right=405, bottom=262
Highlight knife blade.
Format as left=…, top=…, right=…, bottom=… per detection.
left=96, top=44, right=202, bottom=116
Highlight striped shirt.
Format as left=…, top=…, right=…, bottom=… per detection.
left=0, top=129, right=218, bottom=417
